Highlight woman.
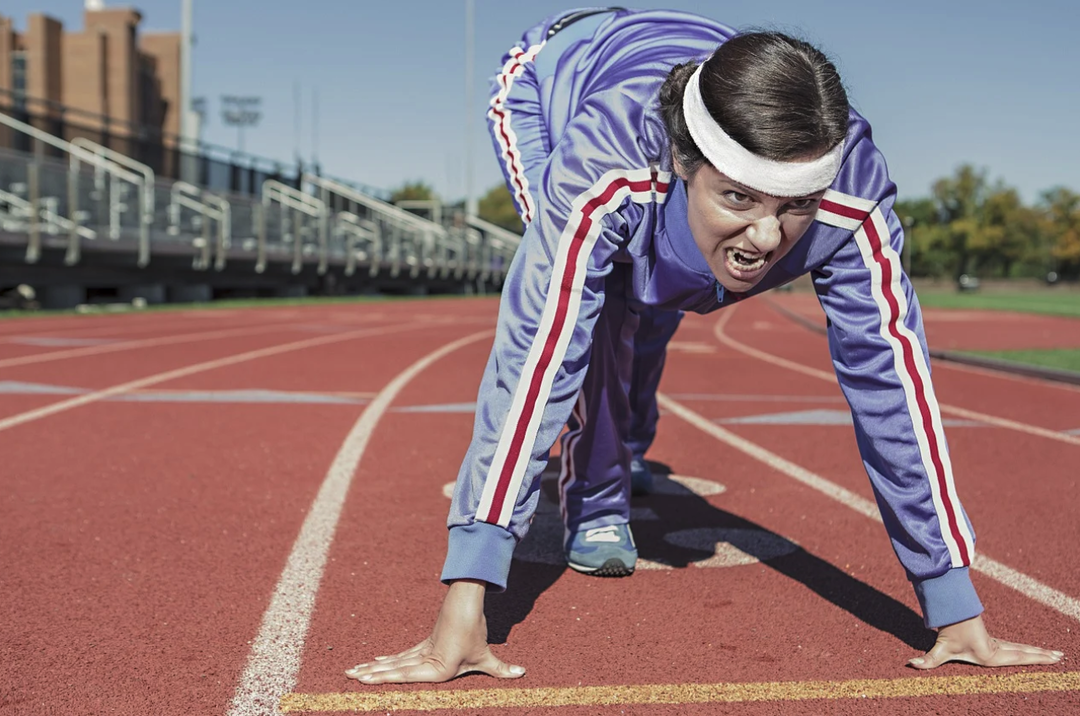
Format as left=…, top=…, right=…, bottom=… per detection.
left=347, top=7, right=1063, bottom=683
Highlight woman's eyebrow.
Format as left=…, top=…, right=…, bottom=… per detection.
left=718, top=177, right=763, bottom=199
left=717, top=175, right=822, bottom=202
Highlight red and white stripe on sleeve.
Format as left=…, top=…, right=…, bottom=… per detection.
left=475, top=167, right=672, bottom=527
left=488, top=43, right=545, bottom=224
left=815, top=189, right=975, bottom=568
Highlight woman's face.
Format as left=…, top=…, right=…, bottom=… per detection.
left=681, top=162, right=825, bottom=293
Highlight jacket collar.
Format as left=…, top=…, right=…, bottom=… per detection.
left=662, top=177, right=713, bottom=276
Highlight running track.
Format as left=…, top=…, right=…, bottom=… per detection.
left=1, top=296, right=1077, bottom=715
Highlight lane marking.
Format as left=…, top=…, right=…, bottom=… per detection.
left=226, top=329, right=495, bottom=716
left=666, top=341, right=717, bottom=353
left=281, top=671, right=1080, bottom=712
left=0, top=309, right=394, bottom=345
left=0, top=321, right=310, bottom=370
left=665, top=392, right=846, bottom=403
left=394, top=402, right=478, bottom=413
left=656, top=392, right=1080, bottom=622
left=767, top=296, right=1080, bottom=396
left=935, top=358, right=1080, bottom=395
left=712, top=308, right=1080, bottom=447
left=0, top=317, right=202, bottom=342
left=0, top=382, right=370, bottom=405
left=0, top=322, right=445, bottom=434
left=0, top=382, right=377, bottom=402
left=9, top=336, right=120, bottom=347
left=716, top=408, right=982, bottom=428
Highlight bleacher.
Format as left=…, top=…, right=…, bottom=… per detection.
left=0, top=108, right=521, bottom=309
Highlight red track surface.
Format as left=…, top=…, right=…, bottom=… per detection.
left=1, top=296, right=1077, bottom=715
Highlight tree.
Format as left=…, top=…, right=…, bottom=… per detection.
left=390, top=181, right=437, bottom=203
left=478, top=183, right=525, bottom=234
left=929, top=165, right=991, bottom=279
left=924, top=165, right=1041, bottom=279
left=1041, top=187, right=1080, bottom=279
left=977, top=188, right=1041, bottom=278
left=895, top=197, right=944, bottom=278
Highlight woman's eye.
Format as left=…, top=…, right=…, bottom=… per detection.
left=786, top=198, right=819, bottom=213
left=723, top=191, right=752, bottom=205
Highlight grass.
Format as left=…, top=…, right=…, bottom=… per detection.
left=914, top=289, right=1080, bottom=318
left=962, top=348, right=1080, bottom=374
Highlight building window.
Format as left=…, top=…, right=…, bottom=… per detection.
left=12, top=51, right=27, bottom=109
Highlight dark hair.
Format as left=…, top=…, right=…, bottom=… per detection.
left=658, top=32, right=849, bottom=177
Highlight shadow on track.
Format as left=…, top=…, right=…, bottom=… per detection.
left=484, top=459, right=935, bottom=652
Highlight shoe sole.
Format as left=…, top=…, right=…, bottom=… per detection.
left=567, top=557, right=635, bottom=577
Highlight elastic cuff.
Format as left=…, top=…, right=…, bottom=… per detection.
left=440, top=522, right=516, bottom=592
left=912, top=566, right=984, bottom=628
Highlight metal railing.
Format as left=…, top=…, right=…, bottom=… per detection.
left=0, top=114, right=521, bottom=292
left=168, top=182, right=232, bottom=270
left=1, top=184, right=97, bottom=266
left=1, top=110, right=155, bottom=266
left=259, top=180, right=328, bottom=275
left=334, top=212, right=381, bottom=277
left=466, top=214, right=520, bottom=283
left=304, top=174, right=444, bottom=279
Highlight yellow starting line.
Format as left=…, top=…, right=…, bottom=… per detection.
left=281, top=671, right=1079, bottom=712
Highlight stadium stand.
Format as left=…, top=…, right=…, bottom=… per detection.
left=0, top=7, right=519, bottom=309
left=0, top=109, right=519, bottom=309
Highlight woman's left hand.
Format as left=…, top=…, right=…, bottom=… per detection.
left=908, top=615, right=1063, bottom=669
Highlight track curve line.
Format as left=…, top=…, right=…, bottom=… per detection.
left=0, top=321, right=440, bottom=434
left=0, top=319, right=200, bottom=344
left=763, top=296, right=1080, bottom=395
left=226, top=329, right=495, bottom=716
left=712, top=308, right=1080, bottom=448
left=0, top=321, right=308, bottom=369
left=656, top=392, right=1080, bottom=623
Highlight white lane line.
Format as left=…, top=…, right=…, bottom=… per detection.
left=663, top=393, right=847, bottom=403
left=0, top=321, right=440, bottom=434
left=0, top=321, right=308, bottom=369
left=226, top=329, right=494, bottom=716
left=935, top=357, right=1080, bottom=395
left=656, top=392, right=1080, bottom=623
left=0, top=314, right=384, bottom=345
left=712, top=308, right=1080, bottom=447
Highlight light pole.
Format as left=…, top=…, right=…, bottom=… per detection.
left=464, top=0, right=476, bottom=218
left=220, top=95, right=261, bottom=154
left=179, top=0, right=197, bottom=183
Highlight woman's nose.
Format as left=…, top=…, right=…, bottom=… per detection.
left=746, top=215, right=782, bottom=253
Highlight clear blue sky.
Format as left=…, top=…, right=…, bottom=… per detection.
left=5, top=1, right=1078, bottom=204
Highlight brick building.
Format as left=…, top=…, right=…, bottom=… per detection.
left=0, top=1, right=181, bottom=142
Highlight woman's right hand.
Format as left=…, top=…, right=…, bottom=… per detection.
left=344, top=579, right=526, bottom=684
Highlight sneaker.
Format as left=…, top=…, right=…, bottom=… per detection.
left=565, top=524, right=637, bottom=576
left=630, top=457, right=654, bottom=496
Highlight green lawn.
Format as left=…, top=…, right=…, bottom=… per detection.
left=915, top=289, right=1080, bottom=318
left=962, top=348, right=1080, bottom=374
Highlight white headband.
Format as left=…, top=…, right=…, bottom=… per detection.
left=681, top=62, right=843, bottom=197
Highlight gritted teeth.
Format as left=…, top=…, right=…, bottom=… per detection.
left=726, top=247, right=770, bottom=271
